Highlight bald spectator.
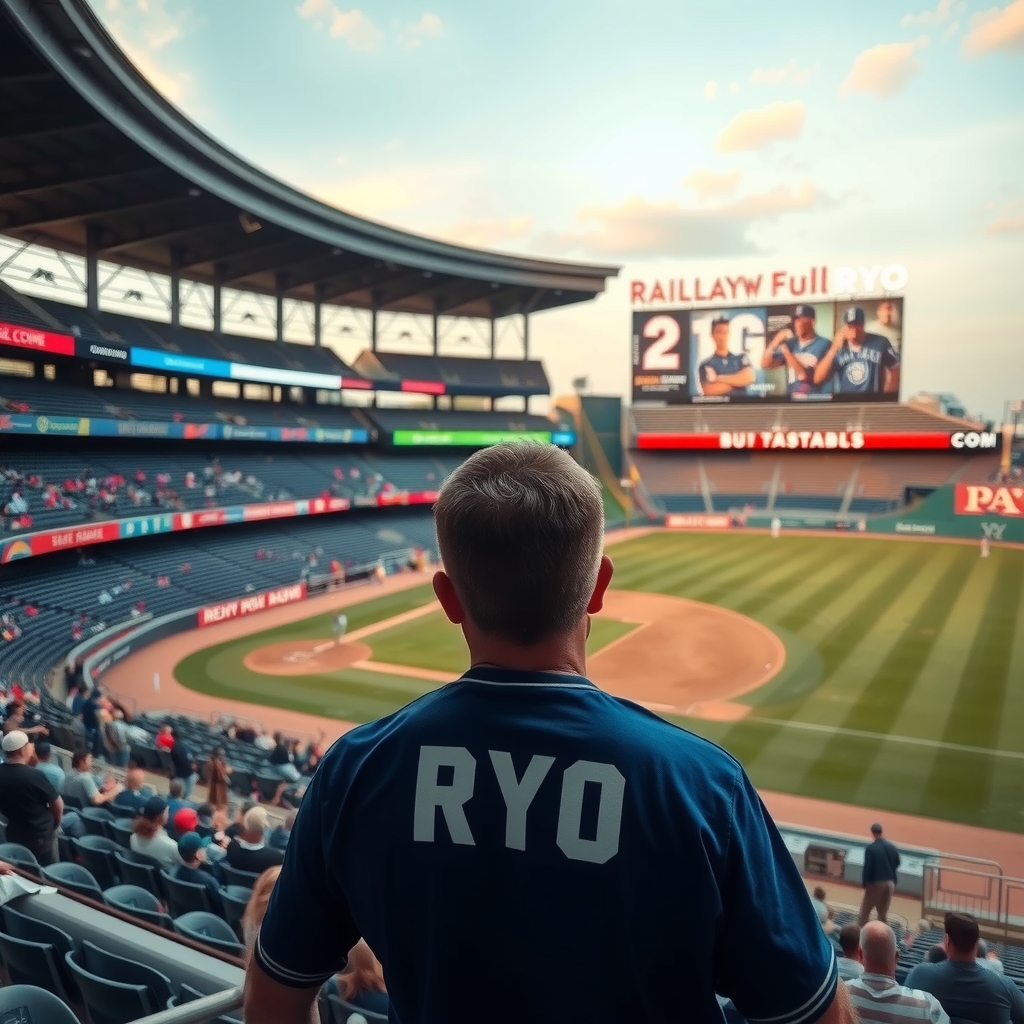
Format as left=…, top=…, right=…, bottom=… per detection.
left=838, top=924, right=865, bottom=981
left=846, top=922, right=948, bottom=1024
left=226, top=806, right=284, bottom=875
left=0, top=731, right=62, bottom=865
left=906, top=913, right=1024, bottom=1024
left=112, top=767, right=149, bottom=817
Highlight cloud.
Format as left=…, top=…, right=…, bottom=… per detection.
left=398, top=12, right=444, bottom=48
left=297, top=0, right=383, bottom=51
left=840, top=39, right=928, bottom=98
left=683, top=169, right=742, bottom=203
left=749, top=59, right=819, bottom=86
left=943, top=19, right=962, bottom=38
left=100, top=0, right=193, bottom=101
left=716, top=100, right=805, bottom=152
left=433, top=215, right=533, bottom=248
left=703, top=80, right=718, bottom=100
left=547, top=183, right=816, bottom=259
left=962, top=1, right=1024, bottom=56
left=902, top=0, right=955, bottom=26
left=728, top=81, right=740, bottom=94
left=987, top=202, right=1024, bottom=233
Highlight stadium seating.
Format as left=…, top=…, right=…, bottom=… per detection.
left=353, top=349, right=550, bottom=394
left=173, top=911, right=245, bottom=957
left=103, top=884, right=174, bottom=930
left=0, top=983, right=79, bottom=1023
left=42, top=862, right=105, bottom=901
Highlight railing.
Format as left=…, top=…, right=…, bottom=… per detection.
left=923, top=860, right=1024, bottom=938
left=133, top=986, right=244, bottom=1023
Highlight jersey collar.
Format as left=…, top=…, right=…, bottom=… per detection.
left=458, top=665, right=597, bottom=689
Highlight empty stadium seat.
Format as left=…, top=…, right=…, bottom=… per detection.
left=41, top=861, right=104, bottom=901
left=108, top=818, right=135, bottom=849
left=0, top=842, right=40, bottom=873
left=219, top=885, right=252, bottom=941
left=66, top=946, right=161, bottom=1022
left=113, top=849, right=165, bottom=900
left=79, top=807, right=116, bottom=840
left=102, top=884, right=173, bottom=930
left=0, top=930, right=76, bottom=1004
left=173, top=911, right=244, bottom=957
left=0, top=983, right=78, bottom=1023
left=73, top=835, right=122, bottom=890
left=222, top=864, right=260, bottom=889
left=161, top=869, right=216, bottom=917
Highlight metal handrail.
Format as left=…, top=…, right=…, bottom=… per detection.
left=132, top=986, right=244, bottom=1024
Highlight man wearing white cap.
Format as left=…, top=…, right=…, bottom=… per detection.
left=0, top=731, right=63, bottom=865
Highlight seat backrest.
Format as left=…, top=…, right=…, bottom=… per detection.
left=108, top=818, right=135, bottom=847
left=102, top=884, right=161, bottom=912
left=223, top=864, right=260, bottom=888
left=80, top=939, right=173, bottom=1007
left=0, top=930, right=73, bottom=1004
left=329, top=992, right=389, bottom=1024
left=114, top=850, right=163, bottom=898
left=1, top=904, right=74, bottom=957
left=74, top=840, right=120, bottom=890
left=66, top=949, right=156, bottom=1024
left=42, top=862, right=103, bottom=900
left=161, top=869, right=213, bottom=915
left=174, top=912, right=244, bottom=957
left=76, top=833, right=120, bottom=853
left=0, top=983, right=79, bottom=1024
left=0, top=841, right=39, bottom=868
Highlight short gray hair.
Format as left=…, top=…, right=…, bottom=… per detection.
left=433, top=443, right=604, bottom=645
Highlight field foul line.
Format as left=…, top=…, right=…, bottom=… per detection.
left=739, top=717, right=1024, bottom=760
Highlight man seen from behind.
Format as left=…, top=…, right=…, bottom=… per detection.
left=861, top=822, right=901, bottom=925
left=245, top=443, right=852, bottom=1024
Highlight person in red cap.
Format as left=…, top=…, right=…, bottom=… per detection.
left=173, top=806, right=199, bottom=837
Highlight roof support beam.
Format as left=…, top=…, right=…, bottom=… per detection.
left=85, top=222, right=99, bottom=314
left=169, top=245, right=182, bottom=328
left=0, top=191, right=197, bottom=232
left=0, top=159, right=158, bottom=198
left=100, top=216, right=240, bottom=255
left=212, top=262, right=225, bottom=334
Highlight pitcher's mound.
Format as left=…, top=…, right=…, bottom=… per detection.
left=244, top=640, right=372, bottom=676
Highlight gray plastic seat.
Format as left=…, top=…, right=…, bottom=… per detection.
left=103, top=883, right=174, bottom=930
left=0, top=841, right=40, bottom=873
left=75, top=939, right=173, bottom=1005
left=161, top=868, right=215, bottom=916
left=222, top=863, right=260, bottom=888
left=0, top=903, right=77, bottom=994
left=41, top=861, right=103, bottom=901
left=173, top=911, right=244, bottom=957
left=0, top=983, right=78, bottom=1023
left=66, top=947, right=158, bottom=1024
left=0, top=930, right=75, bottom=1004
left=73, top=834, right=121, bottom=890
left=220, top=884, right=251, bottom=940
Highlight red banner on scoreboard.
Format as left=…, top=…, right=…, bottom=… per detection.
left=197, top=582, right=307, bottom=627
left=0, top=321, right=76, bottom=357
left=954, top=483, right=1024, bottom=517
left=636, top=430, right=994, bottom=452
left=29, top=522, right=122, bottom=554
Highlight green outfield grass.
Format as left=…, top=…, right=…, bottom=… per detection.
left=175, top=534, right=1024, bottom=833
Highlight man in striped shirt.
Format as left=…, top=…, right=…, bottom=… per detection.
left=846, top=922, right=949, bottom=1024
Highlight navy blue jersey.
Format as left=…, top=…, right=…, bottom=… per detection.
left=699, top=351, right=752, bottom=393
left=256, top=667, right=837, bottom=1024
left=831, top=334, right=899, bottom=393
left=768, top=334, right=831, bottom=395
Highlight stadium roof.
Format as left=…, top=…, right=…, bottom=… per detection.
left=0, top=0, right=618, bottom=320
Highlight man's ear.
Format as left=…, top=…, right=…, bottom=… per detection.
left=433, top=571, right=466, bottom=625
left=586, top=555, right=614, bottom=615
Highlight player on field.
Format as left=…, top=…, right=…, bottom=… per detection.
left=762, top=304, right=832, bottom=396
left=246, top=443, right=852, bottom=1024
left=814, top=307, right=900, bottom=395
left=698, top=315, right=756, bottom=397
left=333, top=613, right=348, bottom=645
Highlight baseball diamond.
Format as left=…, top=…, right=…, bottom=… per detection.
left=134, top=530, right=1024, bottom=836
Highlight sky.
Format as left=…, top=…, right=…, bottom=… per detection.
left=89, top=0, right=1024, bottom=419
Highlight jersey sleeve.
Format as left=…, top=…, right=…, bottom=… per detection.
left=713, top=769, right=837, bottom=1024
left=883, top=340, right=900, bottom=368
left=254, top=766, right=360, bottom=988
left=81, top=774, right=99, bottom=802
left=698, top=358, right=713, bottom=383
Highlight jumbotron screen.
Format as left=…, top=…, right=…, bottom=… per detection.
left=632, top=297, right=903, bottom=405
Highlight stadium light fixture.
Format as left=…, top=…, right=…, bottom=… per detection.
left=238, top=213, right=262, bottom=234
left=399, top=330, right=412, bottom=340
left=188, top=187, right=202, bottom=197
left=340, top=326, right=351, bottom=334
left=31, top=268, right=56, bottom=283
left=123, top=289, right=143, bottom=301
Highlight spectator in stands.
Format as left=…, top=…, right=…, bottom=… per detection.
left=269, top=733, right=301, bottom=783
left=3, top=701, right=48, bottom=741
left=31, top=740, right=64, bottom=792
left=166, top=779, right=194, bottom=825
left=244, top=443, right=851, bottom=1024
left=975, top=940, right=1004, bottom=975
left=112, top=767, right=149, bottom=817
left=175, top=832, right=224, bottom=915
left=155, top=723, right=174, bottom=751
left=268, top=811, right=295, bottom=852
left=906, top=913, right=1024, bottom=1024
left=62, top=751, right=123, bottom=809
left=924, top=946, right=947, bottom=964
left=169, top=728, right=200, bottom=799
left=242, top=866, right=282, bottom=952
left=226, top=799, right=257, bottom=841
left=130, top=796, right=182, bottom=871
left=226, top=806, right=284, bottom=875
left=0, top=731, right=62, bottom=865
left=99, top=706, right=130, bottom=768
left=205, top=746, right=231, bottom=810
left=327, top=940, right=389, bottom=1019
left=838, top=924, right=865, bottom=981
left=812, top=886, right=834, bottom=931
left=78, top=687, right=103, bottom=755
left=861, top=823, right=901, bottom=926
left=253, top=729, right=275, bottom=751
left=845, top=922, right=948, bottom=1024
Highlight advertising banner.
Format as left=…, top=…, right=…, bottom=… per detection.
left=633, top=297, right=903, bottom=405
left=636, top=430, right=997, bottom=452
left=665, top=514, right=733, bottom=529
left=30, top=522, right=122, bottom=555
left=197, top=583, right=307, bottom=628
left=954, top=484, right=1024, bottom=517
left=392, top=429, right=553, bottom=446
left=0, top=321, right=76, bottom=357
left=75, top=339, right=130, bottom=363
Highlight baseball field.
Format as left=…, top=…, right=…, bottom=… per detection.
left=172, top=531, right=1024, bottom=835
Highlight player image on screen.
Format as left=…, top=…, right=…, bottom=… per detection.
left=814, top=307, right=900, bottom=395
left=761, top=304, right=832, bottom=397
left=866, top=299, right=901, bottom=347
left=697, top=316, right=755, bottom=397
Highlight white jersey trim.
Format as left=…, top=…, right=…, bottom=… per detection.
left=745, top=951, right=837, bottom=1024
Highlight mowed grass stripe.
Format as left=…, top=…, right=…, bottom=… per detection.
left=792, top=547, right=967, bottom=803
left=614, top=536, right=772, bottom=595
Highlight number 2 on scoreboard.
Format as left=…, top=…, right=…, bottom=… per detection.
left=641, top=315, right=681, bottom=371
